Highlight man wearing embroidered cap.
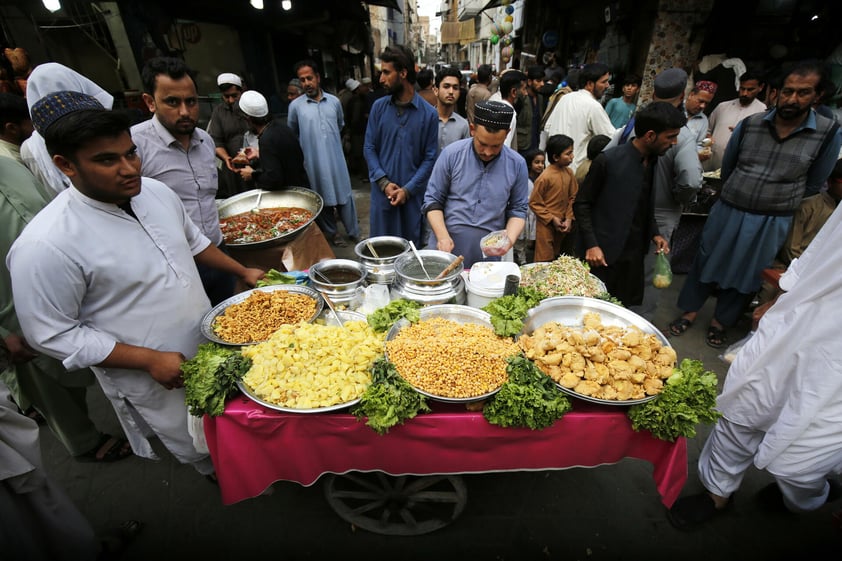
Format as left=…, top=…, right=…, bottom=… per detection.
left=207, top=72, right=248, bottom=197
left=685, top=80, right=717, bottom=152
left=235, top=90, right=308, bottom=190
left=422, top=100, right=529, bottom=267
left=8, top=92, right=263, bottom=477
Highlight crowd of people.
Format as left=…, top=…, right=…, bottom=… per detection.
left=2, top=41, right=842, bottom=556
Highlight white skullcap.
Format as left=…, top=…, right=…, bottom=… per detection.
left=345, top=78, right=361, bottom=91
left=239, top=90, right=268, bottom=118
left=217, top=72, right=242, bottom=87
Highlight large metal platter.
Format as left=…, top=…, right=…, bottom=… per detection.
left=217, top=187, right=323, bottom=248
left=385, top=305, right=506, bottom=403
left=521, top=296, right=671, bottom=406
left=236, top=380, right=361, bottom=414
left=200, top=284, right=324, bottom=346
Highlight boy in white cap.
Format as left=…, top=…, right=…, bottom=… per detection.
left=207, top=72, right=248, bottom=198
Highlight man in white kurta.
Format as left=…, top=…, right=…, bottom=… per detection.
left=704, top=76, right=766, bottom=171
left=542, top=63, right=616, bottom=173
left=8, top=93, right=263, bottom=473
left=669, top=203, right=842, bottom=527
left=9, top=177, right=214, bottom=470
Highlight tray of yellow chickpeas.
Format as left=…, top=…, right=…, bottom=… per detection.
left=236, top=311, right=385, bottom=413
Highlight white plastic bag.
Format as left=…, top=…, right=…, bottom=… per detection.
left=719, top=331, right=754, bottom=365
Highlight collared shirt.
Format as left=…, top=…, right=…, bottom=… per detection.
left=543, top=89, right=617, bottom=172
left=7, top=178, right=211, bottom=462
left=706, top=97, right=766, bottom=170
left=0, top=138, right=22, bottom=164
left=287, top=91, right=352, bottom=206
left=131, top=115, right=222, bottom=245
left=685, top=110, right=709, bottom=145
left=437, top=110, right=470, bottom=152
left=206, top=101, right=248, bottom=157
left=422, top=138, right=528, bottom=267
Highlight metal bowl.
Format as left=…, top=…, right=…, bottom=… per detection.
left=309, top=259, right=367, bottom=304
left=200, top=284, right=324, bottom=345
left=217, top=188, right=323, bottom=248
left=353, top=236, right=410, bottom=284
left=385, top=305, right=505, bottom=403
left=521, top=296, right=671, bottom=406
left=236, top=380, right=361, bottom=414
left=394, top=250, right=464, bottom=286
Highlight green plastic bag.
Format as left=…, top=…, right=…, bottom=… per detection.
left=653, top=250, right=673, bottom=289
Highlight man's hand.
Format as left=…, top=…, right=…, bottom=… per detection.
left=385, top=183, right=407, bottom=206
left=146, top=350, right=187, bottom=390
left=653, top=235, right=669, bottom=254
left=238, top=165, right=254, bottom=182
left=243, top=146, right=259, bottom=160
left=551, top=216, right=564, bottom=231
left=3, top=333, right=38, bottom=364
left=560, top=218, right=572, bottom=233
left=482, top=236, right=513, bottom=257
left=436, top=237, right=455, bottom=253
left=241, top=267, right=265, bottom=288
left=585, top=246, right=607, bottom=267
left=224, top=157, right=237, bottom=172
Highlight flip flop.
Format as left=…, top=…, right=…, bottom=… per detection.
left=79, top=434, right=133, bottom=463
left=667, top=492, right=731, bottom=530
left=667, top=317, right=693, bottom=337
left=706, top=325, right=728, bottom=349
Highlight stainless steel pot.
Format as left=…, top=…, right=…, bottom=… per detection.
left=391, top=250, right=466, bottom=305
left=353, top=236, right=410, bottom=284
left=308, top=259, right=366, bottom=307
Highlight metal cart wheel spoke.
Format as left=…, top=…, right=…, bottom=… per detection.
left=323, top=473, right=468, bottom=535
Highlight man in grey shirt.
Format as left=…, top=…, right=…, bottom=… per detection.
left=434, top=66, right=470, bottom=151
left=132, top=57, right=233, bottom=305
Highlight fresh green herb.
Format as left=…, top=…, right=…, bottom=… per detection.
left=366, top=299, right=422, bottom=333
left=483, top=355, right=572, bottom=429
left=482, top=286, right=545, bottom=337
left=352, top=356, right=430, bottom=434
left=594, top=292, right=624, bottom=307
left=627, top=358, right=721, bottom=441
left=181, top=343, right=252, bottom=417
left=256, top=268, right=296, bottom=287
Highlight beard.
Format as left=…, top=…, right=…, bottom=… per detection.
left=776, top=103, right=810, bottom=121
left=388, top=80, right=404, bottom=96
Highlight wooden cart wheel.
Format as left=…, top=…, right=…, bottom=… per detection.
left=323, top=472, right=467, bottom=535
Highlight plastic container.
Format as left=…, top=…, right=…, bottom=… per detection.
left=464, top=262, right=521, bottom=309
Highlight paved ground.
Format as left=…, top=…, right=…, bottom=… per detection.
left=39, top=178, right=842, bottom=560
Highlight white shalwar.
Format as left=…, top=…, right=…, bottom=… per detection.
left=698, top=203, right=842, bottom=511
left=7, top=179, right=214, bottom=472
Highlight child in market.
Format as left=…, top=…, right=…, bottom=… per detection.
left=529, top=135, right=578, bottom=262
left=514, top=149, right=544, bottom=265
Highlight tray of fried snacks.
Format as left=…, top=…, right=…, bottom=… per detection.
left=201, top=285, right=323, bottom=345
left=519, top=297, right=676, bottom=405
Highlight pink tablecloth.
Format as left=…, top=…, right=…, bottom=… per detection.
left=205, top=395, right=687, bottom=507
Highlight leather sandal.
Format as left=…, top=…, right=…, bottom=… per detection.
left=668, top=317, right=693, bottom=337
left=79, top=434, right=133, bottom=463
left=667, top=492, right=731, bottom=530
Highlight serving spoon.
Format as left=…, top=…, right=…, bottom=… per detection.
left=408, top=240, right=432, bottom=280
left=310, top=268, right=346, bottom=329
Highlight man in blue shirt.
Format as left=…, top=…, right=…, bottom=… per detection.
left=364, top=45, right=438, bottom=246
left=423, top=101, right=528, bottom=267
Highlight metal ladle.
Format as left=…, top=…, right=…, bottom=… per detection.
left=310, top=268, right=346, bottom=328
left=408, top=240, right=432, bottom=280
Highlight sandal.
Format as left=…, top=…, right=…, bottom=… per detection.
left=706, top=325, right=728, bottom=349
left=79, top=434, right=133, bottom=463
left=667, top=492, right=731, bottom=530
left=98, top=520, right=144, bottom=560
left=668, top=317, right=693, bottom=337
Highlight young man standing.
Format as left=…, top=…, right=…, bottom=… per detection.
left=207, top=72, right=248, bottom=198
left=364, top=44, right=438, bottom=246
left=8, top=92, right=263, bottom=476
left=131, top=57, right=231, bottom=305
left=574, top=102, right=683, bottom=306
left=433, top=66, right=469, bottom=152
left=288, top=59, right=359, bottom=246
left=516, top=65, right=545, bottom=154
left=705, top=71, right=766, bottom=171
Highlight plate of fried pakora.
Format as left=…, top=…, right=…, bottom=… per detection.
left=519, top=297, right=676, bottom=405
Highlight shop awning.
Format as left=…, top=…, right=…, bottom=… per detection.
left=364, top=0, right=402, bottom=11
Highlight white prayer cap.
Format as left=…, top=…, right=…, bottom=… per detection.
left=239, top=90, right=268, bottom=118
left=217, top=72, right=243, bottom=87
left=345, top=78, right=361, bottom=91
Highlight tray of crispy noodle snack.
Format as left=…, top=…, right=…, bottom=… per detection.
left=519, top=297, right=676, bottom=406
left=385, top=305, right=521, bottom=403
left=201, top=285, right=323, bottom=345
